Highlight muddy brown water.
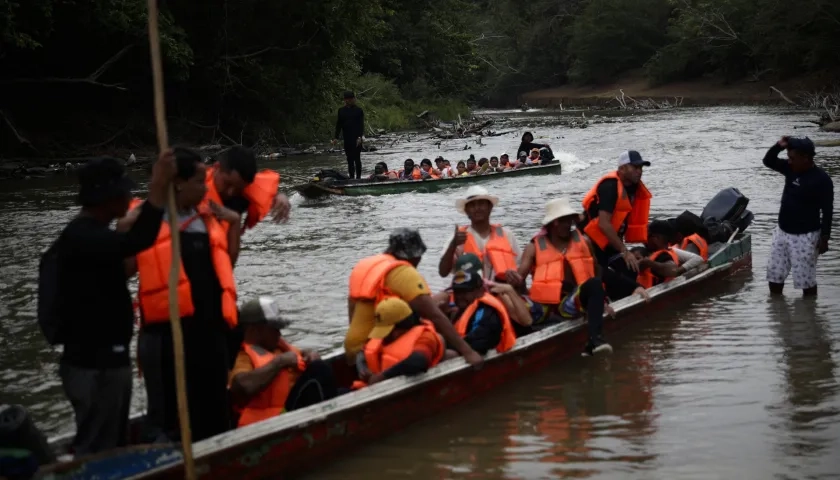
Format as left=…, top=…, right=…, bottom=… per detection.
left=1, top=107, right=838, bottom=479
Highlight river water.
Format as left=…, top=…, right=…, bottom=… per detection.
left=1, top=107, right=838, bottom=479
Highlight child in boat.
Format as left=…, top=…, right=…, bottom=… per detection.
left=456, top=161, right=468, bottom=176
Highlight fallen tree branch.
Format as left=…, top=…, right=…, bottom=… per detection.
left=0, top=110, right=36, bottom=151
left=0, top=77, right=127, bottom=91
left=89, top=45, right=134, bottom=81
left=769, top=86, right=796, bottom=105
left=222, top=28, right=321, bottom=61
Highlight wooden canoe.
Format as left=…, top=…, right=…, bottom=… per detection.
left=292, top=161, right=562, bottom=199
left=38, top=233, right=752, bottom=480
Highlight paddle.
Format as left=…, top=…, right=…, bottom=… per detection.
left=146, top=1, right=196, bottom=479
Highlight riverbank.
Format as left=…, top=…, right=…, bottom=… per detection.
left=520, top=72, right=840, bottom=108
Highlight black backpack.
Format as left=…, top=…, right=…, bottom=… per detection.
left=37, top=242, right=64, bottom=345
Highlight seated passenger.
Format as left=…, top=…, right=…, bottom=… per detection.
left=487, top=281, right=536, bottom=337
left=398, top=159, right=423, bottom=180
left=466, top=156, right=478, bottom=174
left=636, top=220, right=705, bottom=288
left=499, top=154, right=513, bottom=170
left=446, top=254, right=517, bottom=356
left=229, top=297, right=338, bottom=427
left=516, top=151, right=528, bottom=168
left=489, top=156, right=504, bottom=173
left=434, top=157, right=449, bottom=177
left=369, top=162, right=396, bottom=180
left=672, top=213, right=710, bottom=260
left=442, top=160, right=453, bottom=177
left=526, top=148, right=540, bottom=166
left=456, top=161, right=468, bottom=176
left=419, top=158, right=441, bottom=179
left=517, top=198, right=647, bottom=356
left=353, top=298, right=445, bottom=388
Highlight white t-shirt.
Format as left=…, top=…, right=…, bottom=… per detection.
left=440, top=225, right=521, bottom=280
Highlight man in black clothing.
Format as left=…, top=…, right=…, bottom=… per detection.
left=53, top=151, right=175, bottom=455
left=764, top=136, right=833, bottom=296
left=333, top=90, right=365, bottom=179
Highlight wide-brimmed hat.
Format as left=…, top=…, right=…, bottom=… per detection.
left=456, top=185, right=499, bottom=213
left=541, top=198, right=579, bottom=226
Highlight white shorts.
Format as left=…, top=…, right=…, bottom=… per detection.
left=766, top=226, right=820, bottom=290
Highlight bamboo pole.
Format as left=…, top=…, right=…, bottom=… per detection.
left=146, top=1, right=196, bottom=479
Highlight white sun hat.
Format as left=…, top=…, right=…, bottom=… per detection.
left=455, top=186, right=500, bottom=214
left=541, top=197, right=579, bottom=226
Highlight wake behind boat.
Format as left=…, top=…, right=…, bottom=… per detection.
left=293, top=160, right=562, bottom=199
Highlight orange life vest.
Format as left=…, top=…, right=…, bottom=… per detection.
left=237, top=339, right=306, bottom=427
left=529, top=231, right=596, bottom=305
left=204, top=166, right=280, bottom=231
left=132, top=199, right=238, bottom=328
left=397, top=167, right=422, bottom=179
left=680, top=234, right=709, bottom=261
left=454, top=293, right=517, bottom=353
left=637, top=248, right=679, bottom=289
left=365, top=320, right=444, bottom=374
left=460, top=225, right=518, bottom=281
left=348, top=254, right=413, bottom=304
left=581, top=172, right=652, bottom=249
left=423, top=168, right=441, bottom=179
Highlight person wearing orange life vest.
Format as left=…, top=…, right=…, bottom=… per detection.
left=229, top=297, right=337, bottom=427
left=518, top=199, right=646, bottom=356
left=669, top=213, right=710, bottom=260
left=439, top=186, right=522, bottom=286
left=444, top=253, right=517, bottom=357
left=206, top=145, right=290, bottom=233
left=397, top=158, right=426, bottom=180
left=118, top=147, right=243, bottom=442
left=345, top=228, right=484, bottom=368
left=419, top=159, right=442, bottom=179
left=635, top=220, right=705, bottom=289
left=353, top=297, right=445, bottom=388
left=581, top=150, right=653, bottom=273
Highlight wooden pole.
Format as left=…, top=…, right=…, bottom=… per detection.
left=146, top=1, right=196, bottom=479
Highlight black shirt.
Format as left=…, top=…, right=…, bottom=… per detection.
left=461, top=304, right=503, bottom=355
left=763, top=145, right=834, bottom=237
left=515, top=141, right=546, bottom=156
left=334, top=105, right=365, bottom=145
left=56, top=201, right=164, bottom=368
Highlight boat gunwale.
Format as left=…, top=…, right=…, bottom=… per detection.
left=128, top=233, right=751, bottom=475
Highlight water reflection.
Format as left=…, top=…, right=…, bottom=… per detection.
left=767, top=298, right=840, bottom=478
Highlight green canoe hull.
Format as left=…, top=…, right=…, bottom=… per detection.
left=293, top=161, right=562, bottom=198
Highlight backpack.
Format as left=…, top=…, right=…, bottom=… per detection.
left=37, top=242, right=64, bottom=345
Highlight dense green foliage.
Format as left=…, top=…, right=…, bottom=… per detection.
left=1, top=0, right=837, bottom=155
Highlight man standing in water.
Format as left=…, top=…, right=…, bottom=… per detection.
left=764, top=137, right=833, bottom=296
left=333, top=90, right=365, bottom=179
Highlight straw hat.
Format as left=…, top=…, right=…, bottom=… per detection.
left=456, top=186, right=499, bottom=213
left=541, top=198, right=579, bottom=226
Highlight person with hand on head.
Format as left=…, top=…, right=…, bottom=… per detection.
left=439, top=186, right=521, bottom=286
left=581, top=150, right=653, bottom=272
left=206, top=145, right=289, bottom=230
left=764, top=136, right=833, bottom=296
left=345, top=228, right=484, bottom=369
left=516, top=131, right=549, bottom=157
left=229, top=297, right=337, bottom=427
left=332, top=90, right=365, bottom=179
left=50, top=150, right=175, bottom=455
left=353, top=297, right=446, bottom=388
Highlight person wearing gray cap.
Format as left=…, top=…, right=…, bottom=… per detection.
left=581, top=150, right=653, bottom=272
left=229, top=297, right=337, bottom=427
left=763, top=136, right=833, bottom=296
left=345, top=228, right=483, bottom=369
left=332, top=90, right=365, bottom=179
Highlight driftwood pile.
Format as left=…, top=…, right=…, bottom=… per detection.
left=613, top=89, right=684, bottom=110
left=771, top=86, right=840, bottom=132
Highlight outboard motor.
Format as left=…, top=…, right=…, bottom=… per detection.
left=701, top=188, right=754, bottom=242
left=0, top=405, right=55, bottom=478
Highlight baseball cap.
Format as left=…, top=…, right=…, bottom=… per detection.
left=387, top=228, right=427, bottom=260
left=450, top=253, right=484, bottom=291
left=343, top=90, right=355, bottom=99
left=369, top=297, right=418, bottom=339
left=77, top=157, right=136, bottom=206
left=238, top=297, right=290, bottom=330
left=617, top=150, right=650, bottom=167
left=787, top=137, right=816, bottom=157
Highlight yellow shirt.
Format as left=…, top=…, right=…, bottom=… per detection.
left=344, top=265, right=430, bottom=360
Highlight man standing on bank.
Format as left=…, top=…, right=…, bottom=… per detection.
left=333, top=90, right=365, bottom=179
left=764, top=136, right=833, bottom=296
